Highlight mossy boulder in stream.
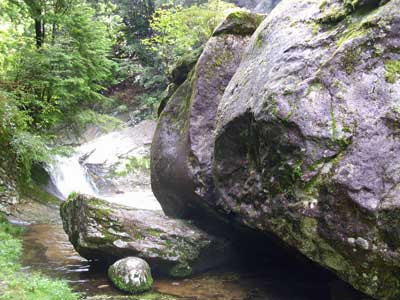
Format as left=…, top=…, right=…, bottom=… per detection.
left=108, top=257, right=153, bottom=294
left=60, top=194, right=232, bottom=277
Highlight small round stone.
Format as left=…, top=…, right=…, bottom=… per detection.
left=108, top=257, right=153, bottom=294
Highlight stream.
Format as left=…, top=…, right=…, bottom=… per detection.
left=16, top=121, right=364, bottom=300
left=19, top=216, right=342, bottom=300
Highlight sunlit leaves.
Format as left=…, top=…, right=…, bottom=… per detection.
left=142, top=0, right=235, bottom=71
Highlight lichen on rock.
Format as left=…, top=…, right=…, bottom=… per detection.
left=60, top=194, right=232, bottom=278
left=108, top=257, right=153, bottom=294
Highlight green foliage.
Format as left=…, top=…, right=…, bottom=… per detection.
left=67, top=191, right=80, bottom=201
left=1, top=1, right=117, bottom=131
left=0, top=0, right=238, bottom=185
left=0, top=214, right=78, bottom=300
left=115, top=156, right=151, bottom=177
left=115, top=0, right=155, bottom=40
left=0, top=94, right=50, bottom=183
left=142, top=0, right=235, bottom=71
left=64, top=109, right=124, bottom=135
left=21, top=182, right=60, bottom=205
left=0, top=0, right=119, bottom=184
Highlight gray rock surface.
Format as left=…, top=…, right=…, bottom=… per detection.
left=152, top=0, right=400, bottom=299
left=60, top=194, right=232, bottom=277
left=108, top=257, right=153, bottom=294
left=151, top=10, right=263, bottom=224
left=80, top=120, right=156, bottom=195
left=213, top=0, right=400, bottom=299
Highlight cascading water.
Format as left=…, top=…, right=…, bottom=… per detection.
left=46, top=121, right=162, bottom=211
left=46, top=153, right=98, bottom=199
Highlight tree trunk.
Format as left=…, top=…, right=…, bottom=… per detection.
left=35, top=19, right=43, bottom=48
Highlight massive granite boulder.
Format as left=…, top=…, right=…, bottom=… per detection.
left=60, top=194, right=231, bottom=277
left=151, top=10, right=264, bottom=227
left=213, top=0, right=400, bottom=299
left=153, top=0, right=400, bottom=299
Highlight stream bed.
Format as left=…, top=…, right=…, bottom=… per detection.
left=17, top=206, right=362, bottom=300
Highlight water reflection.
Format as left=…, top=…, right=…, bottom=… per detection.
left=20, top=223, right=365, bottom=300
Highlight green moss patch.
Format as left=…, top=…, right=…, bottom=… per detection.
left=169, top=262, right=193, bottom=278
left=21, top=183, right=60, bottom=205
left=385, top=60, right=400, bottom=83
left=213, top=10, right=264, bottom=36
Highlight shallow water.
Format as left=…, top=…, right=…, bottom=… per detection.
left=19, top=220, right=365, bottom=300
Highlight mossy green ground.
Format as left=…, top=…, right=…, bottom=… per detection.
left=0, top=213, right=79, bottom=300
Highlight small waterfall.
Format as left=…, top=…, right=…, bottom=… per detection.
left=46, top=153, right=98, bottom=200
left=45, top=121, right=161, bottom=211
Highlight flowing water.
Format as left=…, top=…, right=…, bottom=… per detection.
left=45, top=121, right=161, bottom=211
left=20, top=219, right=344, bottom=300
left=18, top=123, right=365, bottom=300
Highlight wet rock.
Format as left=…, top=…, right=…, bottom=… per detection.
left=170, top=47, right=204, bottom=85
left=152, top=0, right=400, bottom=298
left=151, top=10, right=262, bottom=224
left=213, top=10, right=265, bottom=36
left=212, top=0, right=400, bottom=299
left=108, top=257, right=153, bottom=294
left=48, top=120, right=156, bottom=200
left=60, top=194, right=232, bottom=277
left=81, top=120, right=156, bottom=195
left=158, top=48, right=205, bottom=116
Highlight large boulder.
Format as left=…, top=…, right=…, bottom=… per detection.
left=60, top=194, right=232, bottom=277
left=152, top=0, right=400, bottom=299
left=151, top=10, right=264, bottom=228
left=213, top=0, right=400, bottom=299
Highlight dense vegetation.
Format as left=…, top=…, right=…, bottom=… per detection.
left=0, top=0, right=236, bottom=187
left=0, top=1, right=239, bottom=297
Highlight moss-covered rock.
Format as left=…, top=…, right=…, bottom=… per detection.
left=212, top=0, right=400, bottom=299
left=108, top=257, right=153, bottom=294
left=152, top=0, right=400, bottom=298
left=60, top=194, right=232, bottom=277
left=151, top=6, right=259, bottom=229
left=213, top=10, right=265, bottom=36
left=170, top=47, right=204, bottom=85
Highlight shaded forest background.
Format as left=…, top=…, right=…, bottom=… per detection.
left=0, top=0, right=239, bottom=187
